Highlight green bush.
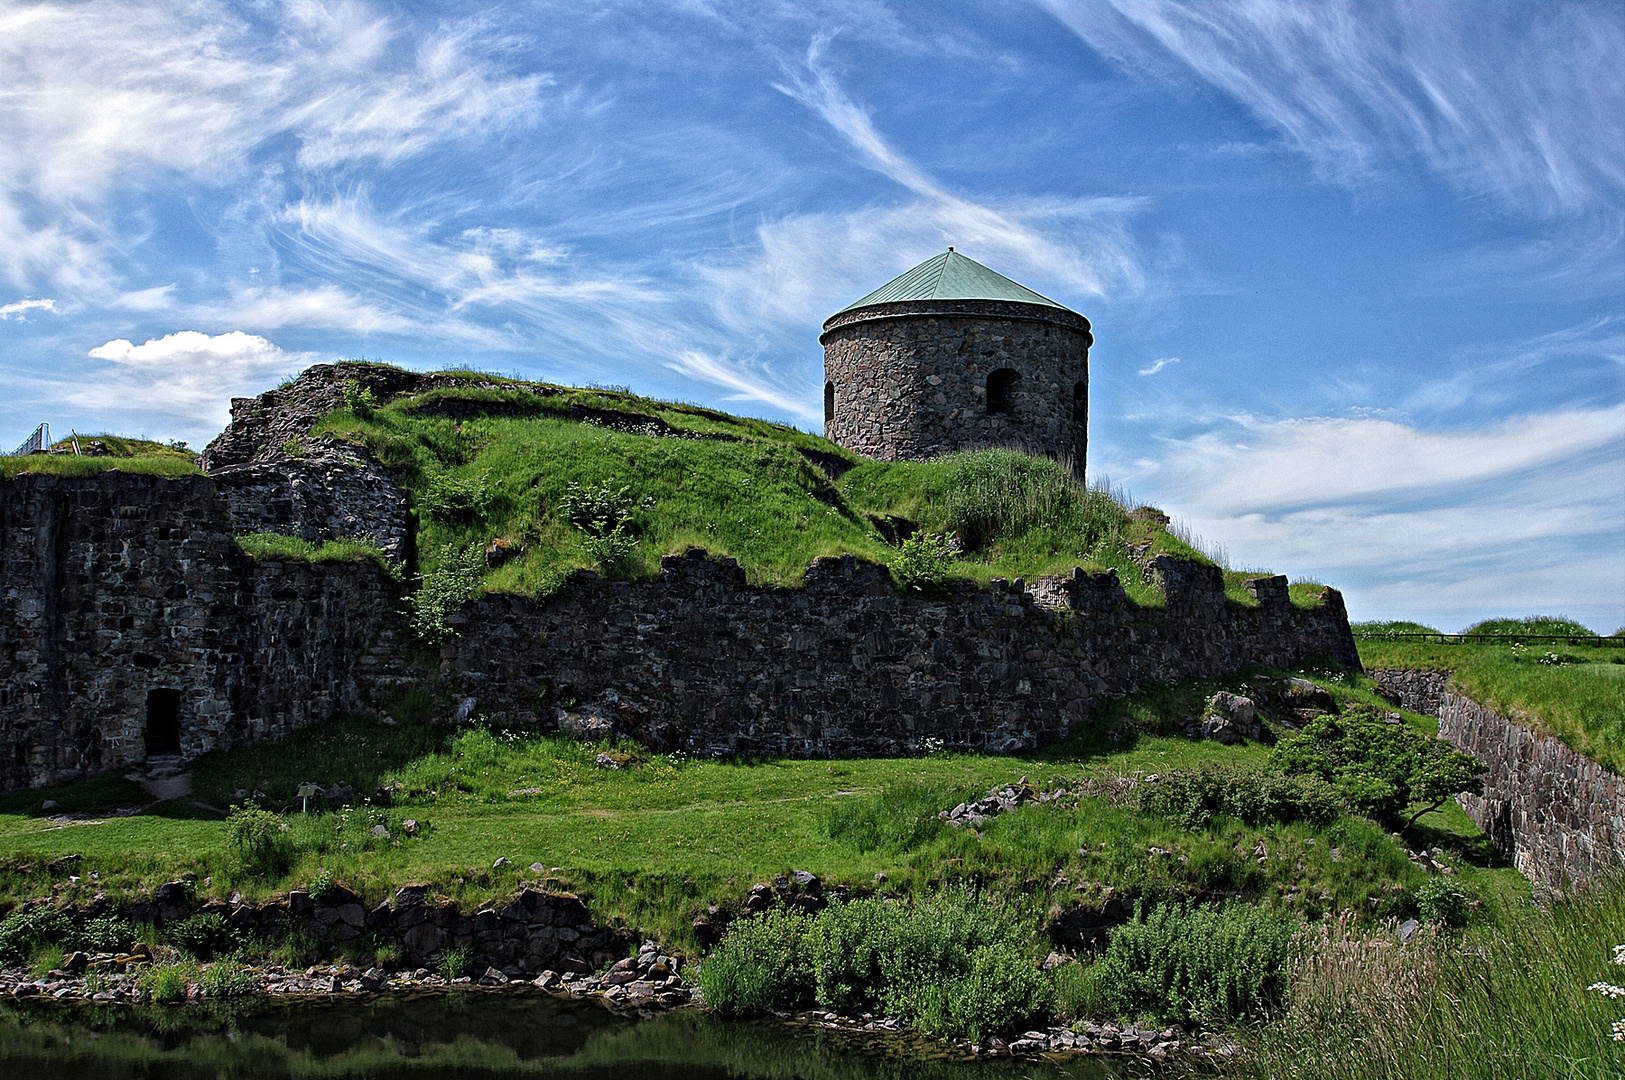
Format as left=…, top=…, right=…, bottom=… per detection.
left=702, top=890, right=1049, bottom=1040
left=164, top=913, right=243, bottom=960
left=226, top=804, right=294, bottom=878
left=888, top=532, right=957, bottom=593
left=1273, top=706, right=1487, bottom=828
left=1462, top=615, right=1596, bottom=639
left=409, top=543, right=487, bottom=643
left=1414, top=878, right=1474, bottom=929
left=1139, top=762, right=1346, bottom=829
left=420, top=470, right=493, bottom=522
left=1094, top=902, right=1299, bottom=1025
left=558, top=480, right=649, bottom=577
left=81, top=915, right=135, bottom=953
left=0, top=908, right=73, bottom=964
left=696, top=908, right=815, bottom=1013
left=342, top=378, right=377, bottom=418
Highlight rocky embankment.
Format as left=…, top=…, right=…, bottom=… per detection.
left=1, top=937, right=691, bottom=1007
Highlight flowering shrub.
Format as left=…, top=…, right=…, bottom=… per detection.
left=1588, top=943, right=1625, bottom=1042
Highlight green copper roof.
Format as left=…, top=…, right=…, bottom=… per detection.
left=833, top=250, right=1071, bottom=315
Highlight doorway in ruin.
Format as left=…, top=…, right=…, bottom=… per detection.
left=144, top=688, right=182, bottom=756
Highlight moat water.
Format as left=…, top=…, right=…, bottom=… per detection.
left=0, top=991, right=1180, bottom=1079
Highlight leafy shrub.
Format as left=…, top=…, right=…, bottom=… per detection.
left=164, top=913, right=242, bottom=960
left=409, top=543, right=487, bottom=643
left=1273, top=705, right=1487, bottom=827
left=558, top=481, right=650, bottom=577
left=308, top=867, right=344, bottom=906
left=226, top=804, right=294, bottom=878
left=1094, top=902, right=1299, bottom=1025
left=889, top=531, right=957, bottom=593
left=199, top=959, right=257, bottom=996
left=81, top=915, right=135, bottom=953
left=700, top=890, right=1048, bottom=1040
left=342, top=378, right=377, bottom=418
left=0, top=908, right=73, bottom=964
left=1414, top=878, right=1474, bottom=929
left=420, top=470, right=493, bottom=522
left=1139, top=762, right=1346, bottom=829
left=697, top=908, right=814, bottom=1013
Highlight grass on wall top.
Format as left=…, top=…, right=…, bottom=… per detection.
left=310, top=377, right=1289, bottom=607
left=1355, top=618, right=1625, bottom=774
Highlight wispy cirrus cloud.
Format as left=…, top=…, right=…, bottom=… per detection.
left=1042, top=0, right=1625, bottom=219
left=0, top=298, right=57, bottom=320
left=1138, top=357, right=1180, bottom=376
left=0, top=0, right=545, bottom=295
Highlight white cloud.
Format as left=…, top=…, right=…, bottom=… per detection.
left=227, top=285, right=413, bottom=335
left=1138, top=357, right=1179, bottom=376
left=1043, top=0, right=1625, bottom=218
left=75, top=329, right=314, bottom=436
left=0, top=1, right=545, bottom=294
left=0, top=297, right=57, bottom=320
left=1111, top=405, right=1625, bottom=632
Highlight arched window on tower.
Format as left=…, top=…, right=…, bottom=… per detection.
left=824, top=381, right=836, bottom=424
left=986, top=368, right=1019, bottom=415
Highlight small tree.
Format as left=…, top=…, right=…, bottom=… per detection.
left=1272, top=706, right=1485, bottom=829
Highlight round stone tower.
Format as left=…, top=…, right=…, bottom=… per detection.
left=821, top=250, right=1092, bottom=474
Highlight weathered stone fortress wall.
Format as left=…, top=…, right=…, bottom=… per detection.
left=821, top=299, right=1091, bottom=469
left=444, top=551, right=1359, bottom=757
left=1372, top=669, right=1624, bottom=886
left=0, top=472, right=398, bottom=790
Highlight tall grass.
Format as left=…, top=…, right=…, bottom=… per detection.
left=1234, top=880, right=1625, bottom=1080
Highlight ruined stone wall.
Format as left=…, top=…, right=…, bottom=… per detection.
left=821, top=299, right=1090, bottom=469
left=0, top=472, right=398, bottom=790
left=443, top=551, right=1360, bottom=758
left=1371, top=669, right=1624, bottom=886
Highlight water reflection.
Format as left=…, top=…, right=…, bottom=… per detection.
left=0, top=992, right=1183, bottom=1079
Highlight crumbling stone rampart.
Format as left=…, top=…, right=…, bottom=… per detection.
left=444, top=551, right=1359, bottom=757
left=0, top=471, right=398, bottom=790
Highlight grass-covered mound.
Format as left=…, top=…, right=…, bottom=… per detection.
left=304, top=371, right=1309, bottom=608
left=1355, top=621, right=1625, bottom=773
left=0, top=433, right=199, bottom=479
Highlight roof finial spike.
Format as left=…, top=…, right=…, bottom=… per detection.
left=947, top=246, right=954, bottom=252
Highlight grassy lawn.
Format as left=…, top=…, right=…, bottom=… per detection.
left=1356, top=618, right=1625, bottom=772
left=0, top=667, right=1522, bottom=946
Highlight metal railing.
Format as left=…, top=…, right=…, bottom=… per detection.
left=7, top=423, right=48, bottom=456
left=1352, top=631, right=1623, bottom=648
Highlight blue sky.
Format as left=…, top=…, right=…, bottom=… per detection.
left=1, top=0, right=1621, bottom=632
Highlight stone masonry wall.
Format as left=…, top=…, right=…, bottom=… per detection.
left=822, top=299, right=1090, bottom=470
left=1372, top=669, right=1625, bottom=886
left=444, top=551, right=1360, bottom=757
left=0, top=472, right=398, bottom=791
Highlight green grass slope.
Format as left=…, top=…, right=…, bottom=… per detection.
left=302, top=371, right=1311, bottom=608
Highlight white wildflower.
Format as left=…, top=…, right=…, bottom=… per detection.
left=1612, top=943, right=1625, bottom=965
left=1589, top=981, right=1625, bottom=999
